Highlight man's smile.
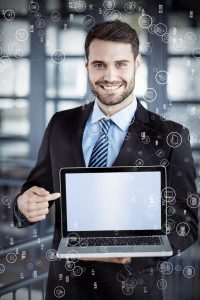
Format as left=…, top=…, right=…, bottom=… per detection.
left=97, top=83, right=125, bottom=91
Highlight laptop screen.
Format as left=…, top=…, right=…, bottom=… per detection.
left=64, top=171, right=162, bottom=232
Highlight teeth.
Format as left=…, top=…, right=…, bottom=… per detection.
left=101, top=85, right=122, bottom=90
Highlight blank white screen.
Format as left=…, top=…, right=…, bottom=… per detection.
left=66, top=171, right=161, bottom=231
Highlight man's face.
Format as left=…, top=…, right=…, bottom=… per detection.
left=86, top=39, right=140, bottom=106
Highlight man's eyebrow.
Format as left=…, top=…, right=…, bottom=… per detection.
left=115, top=60, right=130, bottom=63
left=90, top=60, right=105, bottom=65
left=90, top=59, right=130, bottom=64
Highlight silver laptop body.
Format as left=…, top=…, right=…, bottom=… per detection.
left=57, top=166, right=173, bottom=259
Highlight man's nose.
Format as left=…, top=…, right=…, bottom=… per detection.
left=103, top=66, right=118, bottom=82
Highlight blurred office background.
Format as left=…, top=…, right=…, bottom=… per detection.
left=0, top=0, right=199, bottom=299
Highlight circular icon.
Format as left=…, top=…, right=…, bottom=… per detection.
left=122, top=284, right=134, bottom=295
left=2, top=196, right=11, bottom=206
left=80, top=238, right=88, bottom=247
left=167, top=206, right=175, bottom=216
left=117, top=270, right=129, bottom=282
left=162, top=33, right=171, bottom=43
left=183, top=266, right=195, bottom=278
left=75, top=1, right=86, bottom=12
left=148, top=24, right=156, bottom=34
left=103, top=9, right=121, bottom=21
left=157, top=261, right=173, bottom=274
left=51, top=50, right=65, bottom=64
left=193, top=48, right=200, bottom=58
left=155, top=70, right=168, bottom=84
left=46, top=249, right=57, bottom=261
left=0, top=264, right=5, bottom=274
left=15, top=29, right=28, bottom=42
left=160, top=159, right=169, bottom=167
left=125, top=277, right=137, bottom=288
left=35, top=12, right=41, bottom=18
left=36, top=19, right=45, bottom=29
left=162, top=187, right=176, bottom=203
left=4, top=10, right=15, bottom=21
left=100, top=245, right=109, bottom=253
left=67, top=233, right=80, bottom=247
left=175, top=265, right=182, bottom=272
left=166, top=219, right=175, bottom=231
left=142, top=136, right=150, bottom=144
left=185, top=32, right=196, bottom=44
left=145, top=194, right=158, bottom=210
left=141, top=45, right=152, bottom=55
left=38, top=30, right=45, bottom=37
left=156, top=149, right=164, bottom=158
left=155, top=23, right=167, bottom=36
left=187, top=194, right=200, bottom=208
left=8, top=42, right=20, bottom=53
left=143, top=88, right=157, bottom=102
left=51, top=11, right=61, bottom=22
left=73, top=266, right=83, bottom=276
left=176, top=222, right=190, bottom=237
left=82, top=15, right=95, bottom=29
left=29, top=2, right=39, bottom=12
left=6, top=253, right=17, bottom=264
left=157, top=279, right=167, bottom=290
left=139, top=14, right=152, bottom=29
left=103, top=0, right=115, bottom=9
left=135, top=159, right=144, bottom=166
left=160, top=112, right=173, bottom=121
left=0, top=56, right=11, bottom=70
left=54, top=286, right=65, bottom=298
left=166, top=132, right=182, bottom=148
left=35, top=259, right=42, bottom=267
left=124, top=2, right=136, bottom=13
left=175, top=39, right=185, bottom=52
left=65, top=260, right=75, bottom=271
left=67, top=250, right=80, bottom=263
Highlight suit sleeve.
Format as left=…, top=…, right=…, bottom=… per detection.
left=13, top=113, right=57, bottom=228
left=167, top=126, right=198, bottom=254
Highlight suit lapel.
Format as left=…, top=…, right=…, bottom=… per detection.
left=71, top=102, right=94, bottom=167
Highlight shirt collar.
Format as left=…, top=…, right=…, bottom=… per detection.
left=90, top=95, right=137, bottom=132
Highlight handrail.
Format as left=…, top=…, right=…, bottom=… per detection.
left=0, top=271, right=48, bottom=296
left=0, top=233, right=53, bottom=258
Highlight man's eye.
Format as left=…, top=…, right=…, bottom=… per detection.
left=94, top=63, right=104, bottom=69
left=116, top=62, right=127, bottom=68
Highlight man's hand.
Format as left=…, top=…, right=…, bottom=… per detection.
left=80, top=257, right=131, bottom=264
left=17, top=186, right=60, bottom=223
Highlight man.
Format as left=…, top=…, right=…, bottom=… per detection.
left=14, top=20, right=198, bottom=299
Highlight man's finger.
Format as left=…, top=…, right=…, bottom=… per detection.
left=35, top=193, right=60, bottom=202
left=30, top=186, right=50, bottom=196
left=27, top=208, right=49, bottom=218
left=29, top=215, right=46, bottom=223
left=80, top=257, right=131, bottom=264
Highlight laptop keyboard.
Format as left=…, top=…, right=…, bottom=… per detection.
left=68, top=236, right=161, bottom=247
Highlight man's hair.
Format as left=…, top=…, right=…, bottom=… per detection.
left=85, top=20, right=140, bottom=60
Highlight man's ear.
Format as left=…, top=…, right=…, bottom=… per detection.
left=135, top=54, right=141, bottom=69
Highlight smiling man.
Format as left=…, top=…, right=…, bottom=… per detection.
left=14, top=21, right=198, bottom=300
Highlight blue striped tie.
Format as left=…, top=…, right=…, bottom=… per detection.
left=88, top=118, right=111, bottom=167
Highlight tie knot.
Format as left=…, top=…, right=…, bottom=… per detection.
left=99, top=118, right=111, bottom=135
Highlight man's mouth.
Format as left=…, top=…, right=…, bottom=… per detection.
left=98, top=84, right=124, bottom=91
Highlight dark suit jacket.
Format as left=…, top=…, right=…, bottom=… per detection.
left=15, top=100, right=198, bottom=300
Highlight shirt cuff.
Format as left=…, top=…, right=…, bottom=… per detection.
left=13, top=198, right=31, bottom=228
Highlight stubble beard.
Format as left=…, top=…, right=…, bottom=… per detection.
left=89, top=76, right=135, bottom=106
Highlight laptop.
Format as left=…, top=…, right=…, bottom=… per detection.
left=57, top=166, right=173, bottom=259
